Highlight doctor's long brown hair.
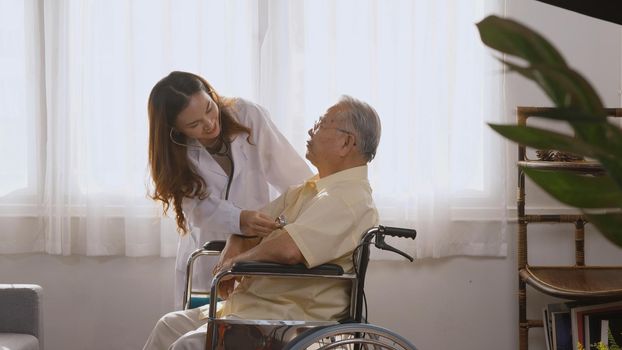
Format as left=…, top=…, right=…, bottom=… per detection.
left=147, top=71, right=251, bottom=234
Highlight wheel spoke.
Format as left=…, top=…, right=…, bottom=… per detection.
left=285, top=323, right=417, bottom=350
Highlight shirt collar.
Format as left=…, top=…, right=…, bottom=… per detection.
left=305, top=165, right=369, bottom=192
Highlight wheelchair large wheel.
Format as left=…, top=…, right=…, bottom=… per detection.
left=284, top=323, right=417, bottom=350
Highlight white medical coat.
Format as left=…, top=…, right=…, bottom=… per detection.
left=174, top=98, right=312, bottom=309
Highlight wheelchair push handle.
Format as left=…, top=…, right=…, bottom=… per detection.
left=378, top=225, right=417, bottom=240
left=362, top=225, right=417, bottom=262
left=375, top=234, right=414, bottom=262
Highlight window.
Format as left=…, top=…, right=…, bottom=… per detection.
left=0, top=0, right=506, bottom=258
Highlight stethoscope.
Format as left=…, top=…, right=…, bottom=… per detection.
left=169, top=112, right=235, bottom=200
left=168, top=111, right=291, bottom=229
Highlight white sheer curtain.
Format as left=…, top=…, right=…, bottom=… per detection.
left=258, top=1, right=508, bottom=258
left=0, top=0, right=506, bottom=258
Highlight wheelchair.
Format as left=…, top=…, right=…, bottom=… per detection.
left=183, top=225, right=418, bottom=350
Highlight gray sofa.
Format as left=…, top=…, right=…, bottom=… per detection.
left=0, top=284, right=43, bottom=350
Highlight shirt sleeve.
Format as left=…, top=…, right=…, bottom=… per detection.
left=259, top=189, right=288, bottom=218
left=284, top=194, right=360, bottom=268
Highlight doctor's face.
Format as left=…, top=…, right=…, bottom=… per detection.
left=174, top=90, right=221, bottom=147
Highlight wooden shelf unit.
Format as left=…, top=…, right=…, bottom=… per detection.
left=515, top=106, right=622, bottom=350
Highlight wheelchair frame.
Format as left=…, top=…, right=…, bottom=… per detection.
left=183, top=225, right=418, bottom=350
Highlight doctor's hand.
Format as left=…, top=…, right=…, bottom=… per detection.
left=240, top=210, right=279, bottom=237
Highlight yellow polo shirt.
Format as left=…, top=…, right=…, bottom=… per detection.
left=216, top=165, right=378, bottom=321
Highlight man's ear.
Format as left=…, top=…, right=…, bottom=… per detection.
left=338, top=134, right=357, bottom=157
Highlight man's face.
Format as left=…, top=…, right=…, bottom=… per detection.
left=305, top=105, right=355, bottom=169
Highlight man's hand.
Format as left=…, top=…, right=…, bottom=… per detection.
left=213, top=258, right=236, bottom=299
left=218, top=277, right=236, bottom=299
left=212, top=235, right=260, bottom=299
left=240, top=210, right=279, bottom=237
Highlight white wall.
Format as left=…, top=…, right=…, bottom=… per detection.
left=0, top=254, right=174, bottom=350
left=1, top=1, right=621, bottom=349
left=2, top=224, right=620, bottom=350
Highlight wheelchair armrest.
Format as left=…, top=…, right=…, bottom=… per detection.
left=183, top=240, right=227, bottom=309
left=202, top=240, right=226, bottom=252
left=231, top=261, right=344, bottom=275
left=207, top=262, right=349, bottom=319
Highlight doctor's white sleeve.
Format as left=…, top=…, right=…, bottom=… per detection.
left=183, top=194, right=243, bottom=235
left=252, top=104, right=313, bottom=192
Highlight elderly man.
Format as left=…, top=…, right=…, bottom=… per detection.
left=143, top=95, right=382, bottom=350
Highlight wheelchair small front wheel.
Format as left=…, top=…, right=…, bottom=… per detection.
left=284, top=323, right=417, bottom=350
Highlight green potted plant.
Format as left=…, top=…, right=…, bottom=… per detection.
left=476, top=15, right=622, bottom=248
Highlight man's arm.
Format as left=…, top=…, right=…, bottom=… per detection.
left=214, top=230, right=303, bottom=299
left=216, top=234, right=261, bottom=272
left=215, top=229, right=303, bottom=274
left=213, top=234, right=261, bottom=299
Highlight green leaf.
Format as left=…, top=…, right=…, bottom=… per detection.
left=600, top=124, right=622, bottom=186
left=559, top=68, right=603, bottom=114
left=503, top=61, right=608, bottom=145
left=502, top=61, right=604, bottom=118
left=529, top=108, right=606, bottom=122
left=476, top=15, right=567, bottom=66
left=603, top=123, right=622, bottom=152
left=598, top=157, right=622, bottom=192
left=479, top=15, right=622, bottom=249
left=502, top=60, right=565, bottom=108
left=522, top=168, right=622, bottom=208
left=524, top=110, right=622, bottom=153
left=488, top=124, right=603, bottom=158
left=584, top=212, right=622, bottom=248
left=491, top=124, right=622, bottom=189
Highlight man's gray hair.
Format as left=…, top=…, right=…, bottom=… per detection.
left=336, top=95, right=381, bottom=162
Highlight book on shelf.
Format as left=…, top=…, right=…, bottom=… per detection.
left=603, top=317, right=622, bottom=348
left=544, top=303, right=572, bottom=350
left=551, top=307, right=573, bottom=350
left=570, top=301, right=622, bottom=350
left=585, top=313, right=622, bottom=349
left=544, top=307, right=553, bottom=350
left=545, top=300, right=622, bottom=350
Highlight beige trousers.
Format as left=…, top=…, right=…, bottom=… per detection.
left=142, top=308, right=208, bottom=350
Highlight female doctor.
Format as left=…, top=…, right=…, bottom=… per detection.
left=147, top=71, right=312, bottom=309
